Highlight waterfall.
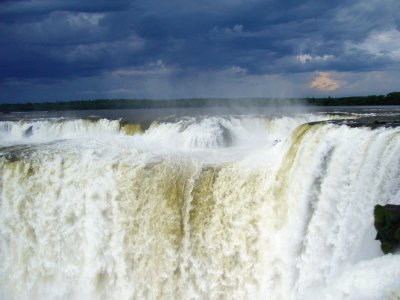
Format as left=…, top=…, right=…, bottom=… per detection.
left=0, top=114, right=399, bottom=299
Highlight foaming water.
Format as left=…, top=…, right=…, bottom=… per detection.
left=0, top=112, right=399, bottom=299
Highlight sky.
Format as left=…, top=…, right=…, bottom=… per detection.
left=0, top=0, right=399, bottom=103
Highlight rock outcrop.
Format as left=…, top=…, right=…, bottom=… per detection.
left=374, top=204, right=400, bottom=254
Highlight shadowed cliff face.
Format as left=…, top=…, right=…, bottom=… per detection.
left=1, top=113, right=400, bottom=299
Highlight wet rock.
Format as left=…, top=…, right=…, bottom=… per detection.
left=220, top=124, right=233, bottom=147
left=23, top=126, right=33, bottom=137
left=310, top=114, right=400, bottom=129
left=374, top=204, right=400, bottom=254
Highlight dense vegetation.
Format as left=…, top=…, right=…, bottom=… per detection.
left=1, top=92, right=399, bottom=113
left=307, top=92, right=400, bottom=106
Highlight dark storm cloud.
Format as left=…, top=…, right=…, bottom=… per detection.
left=0, top=0, right=399, bottom=101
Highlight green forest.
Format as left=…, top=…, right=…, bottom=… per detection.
left=1, top=92, right=400, bottom=113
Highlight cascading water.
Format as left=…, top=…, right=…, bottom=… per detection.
left=0, top=113, right=399, bottom=300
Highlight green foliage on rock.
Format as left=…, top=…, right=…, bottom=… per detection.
left=374, top=204, right=400, bottom=254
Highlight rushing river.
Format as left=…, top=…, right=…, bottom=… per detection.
left=1, top=107, right=400, bottom=299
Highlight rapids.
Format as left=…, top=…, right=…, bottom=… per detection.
left=0, top=113, right=399, bottom=299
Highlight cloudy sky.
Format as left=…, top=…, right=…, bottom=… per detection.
left=1, top=0, right=399, bottom=103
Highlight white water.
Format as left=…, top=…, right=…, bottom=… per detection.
left=0, top=113, right=399, bottom=300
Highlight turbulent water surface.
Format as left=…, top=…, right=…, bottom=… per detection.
left=1, top=107, right=400, bottom=300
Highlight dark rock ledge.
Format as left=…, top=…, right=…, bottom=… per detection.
left=310, top=114, right=400, bottom=129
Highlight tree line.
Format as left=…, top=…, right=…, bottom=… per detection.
left=1, top=92, right=399, bottom=113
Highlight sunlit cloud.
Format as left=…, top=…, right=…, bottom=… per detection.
left=297, top=54, right=334, bottom=64
left=309, top=72, right=340, bottom=91
left=347, top=29, right=400, bottom=60
left=110, top=60, right=175, bottom=77
left=228, top=65, right=247, bottom=75
left=211, top=24, right=244, bottom=35
left=65, top=12, right=105, bottom=27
